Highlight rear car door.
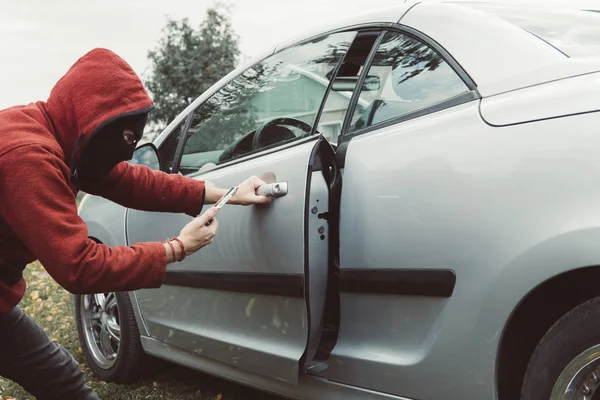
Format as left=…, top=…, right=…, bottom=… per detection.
left=126, top=30, right=357, bottom=384
left=312, top=28, right=481, bottom=397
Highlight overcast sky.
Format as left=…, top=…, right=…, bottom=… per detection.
left=0, top=0, right=405, bottom=109
left=1, top=0, right=595, bottom=110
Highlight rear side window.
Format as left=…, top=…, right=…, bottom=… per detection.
left=316, top=31, right=380, bottom=143
left=347, top=31, right=469, bottom=134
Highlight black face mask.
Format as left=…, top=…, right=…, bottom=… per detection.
left=75, top=113, right=147, bottom=183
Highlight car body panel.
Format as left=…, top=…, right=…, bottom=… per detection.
left=78, top=195, right=151, bottom=336
left=79, top=99, right=600, bottom=400
left=317, top=101, right=600, bottom=399
left=126, top=138, right=327, bottom=385
left=78, top=195, right=127, bottom=248
left=475, top=58, right=600, bottom=98
left=141, top=336, right=414, bottom=400
left=75, top=2, right=600, bottom=398
left=480, top=71, right=600, bottom=126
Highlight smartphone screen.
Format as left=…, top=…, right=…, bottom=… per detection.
left=214, top=186, right=238, bottom=210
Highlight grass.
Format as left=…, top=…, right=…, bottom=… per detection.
left=0, top=262, right=282, bottom=400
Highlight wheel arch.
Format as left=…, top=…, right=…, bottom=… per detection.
left=496, top=265, right=600, bottom=399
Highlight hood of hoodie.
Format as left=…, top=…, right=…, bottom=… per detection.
left=44, top=48, right=154, bottom=174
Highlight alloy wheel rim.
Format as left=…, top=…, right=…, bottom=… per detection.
left=80, top=293, right=121, bottom=369
left=551, top=344, right=600, bottom=400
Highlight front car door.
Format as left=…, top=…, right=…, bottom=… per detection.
left=126, top=30, right=357, bottom=384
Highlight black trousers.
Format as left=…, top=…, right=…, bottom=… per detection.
left=0, top=306, right=100, bottom=399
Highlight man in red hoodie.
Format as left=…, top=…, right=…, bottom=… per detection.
left=0, top=48, right=271, bottom=399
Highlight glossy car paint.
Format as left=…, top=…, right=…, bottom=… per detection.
left=480, top=71, right=600, bottom=126
left=400, top=2, right=566, bottom=96
left=76, top=1, right=600, bottom=399
left=126, top=138, right=329, bottom=385
left=318, top=99, right=600, bottom=399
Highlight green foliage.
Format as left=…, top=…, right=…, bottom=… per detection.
left=144, top=3, right=240, bottom=136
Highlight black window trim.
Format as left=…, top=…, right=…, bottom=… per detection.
left=337, top=24, right=481, bottom=144
left=163, top=270, right=304, bottom=297
left=274, top=23, right=394, bottom=54
left=340, top=268, right=456, bottom=297
left=334, top=90, right=479, bottom=168
left=308, top=30, right=361, bottom=136
left=340, top=31, right=386, bottom=136
left=159, top=21, right=482, bottom=176
left=171, top=112, right=194, bottom=174
left=159, top=23, right=398, bottom=176
left=154, top=114, right=192, bottom=174
left=343, top=90, right=479, bottom=141
left=395, top=24, right=478, bottom=91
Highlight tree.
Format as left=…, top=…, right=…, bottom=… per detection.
left=144, top=2, right=240, bottom=138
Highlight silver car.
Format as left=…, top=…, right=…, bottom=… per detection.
left=74, top=1, right=600, bottom=399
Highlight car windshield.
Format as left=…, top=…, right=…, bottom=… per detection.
left=470, top=4, right=600, bottom=58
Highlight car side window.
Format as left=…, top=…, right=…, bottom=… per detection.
left=157, top=120, right=186, bottom=173
left=178, top=31, right=356, bottom=176
left=348, top=31, right=470, bottom=134
left=316, top=31, right=381, bottom=144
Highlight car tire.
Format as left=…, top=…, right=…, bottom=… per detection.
left=521, top=296, right=600, bottom=399
left=74, top=291, right=158, bottom=383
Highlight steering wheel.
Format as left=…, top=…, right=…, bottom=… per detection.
left=252, top=117, right=313, bottom=151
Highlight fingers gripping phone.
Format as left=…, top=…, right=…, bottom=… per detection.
left=206, top=186, right=238, bottom=226
left=215, top=186, right=238, bottom=210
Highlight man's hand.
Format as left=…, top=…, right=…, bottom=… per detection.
left=232, top=176, right=273, bottom=206
left=203, top=176, right=273, bottom=206
left=178, top=207, right=219, bottom=253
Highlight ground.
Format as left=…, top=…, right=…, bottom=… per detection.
left=0, top=262, right=282, bottom=400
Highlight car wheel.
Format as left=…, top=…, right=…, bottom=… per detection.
left=521, top=296, right=600, bottom=399
left=74, top=291, right=157, bottom=383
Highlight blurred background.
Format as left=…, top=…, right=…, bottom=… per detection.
left=0, top=0, right=403, bottom=138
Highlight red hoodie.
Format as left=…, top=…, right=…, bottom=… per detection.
left=0, top=48, right=205, bottom=312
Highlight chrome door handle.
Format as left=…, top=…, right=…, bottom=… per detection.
left=256, top=182, right=288, bottom=198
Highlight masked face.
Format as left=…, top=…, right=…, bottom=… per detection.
left=76, top=113, right=147, bottom=182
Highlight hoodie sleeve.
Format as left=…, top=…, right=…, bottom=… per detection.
left=0, top=145, right=167, bottom=294
left=81, top=162, right=205, bottom=217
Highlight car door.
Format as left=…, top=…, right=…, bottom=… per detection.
left=311, top=28, right=481, bottom=397
left=126, top=30, right=357, bottom=385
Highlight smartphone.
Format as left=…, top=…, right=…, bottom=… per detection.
left=214, top=186, right=238, bottom=210
left=205, top=186, right=237, bottom=226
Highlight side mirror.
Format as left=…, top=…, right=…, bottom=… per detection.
left=332, top=75, right=381, bottom=92
left=129, top=142, right=162, bottom=171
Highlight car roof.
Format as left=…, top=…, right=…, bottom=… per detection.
left=402, top=1, right=600, bottom=95
left=402, top=1, right=566, bottom=95
left=272, top=3, right=415, bottom=53
left=272, top=0, right=597, bottom=52
left=270, top=0, right=600, bottom=96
